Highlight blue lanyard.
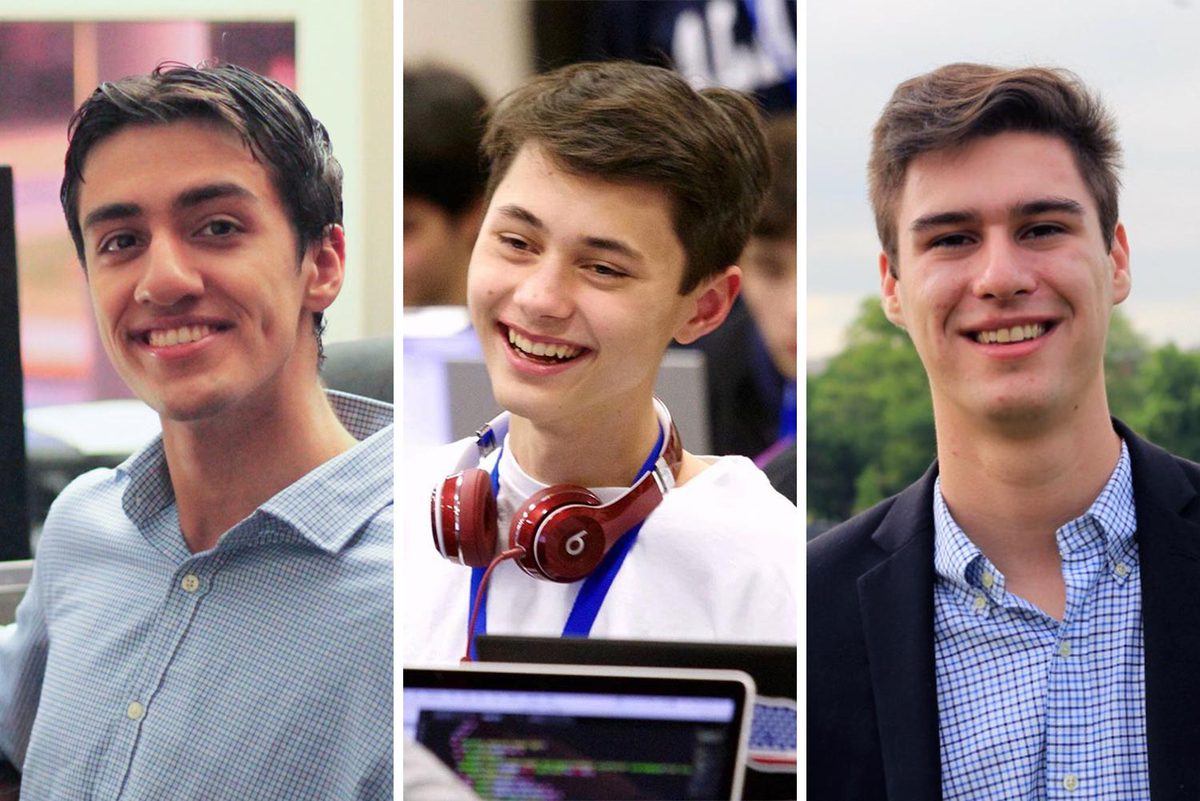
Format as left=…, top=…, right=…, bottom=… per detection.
left=468, top=426, right=665, bottom=657
left=778, top=380, right=797, bottom=440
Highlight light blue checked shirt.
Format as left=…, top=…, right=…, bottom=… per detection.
left=933, top=441, right=1147, bottom=800
left=0, top=391, right=393, bottom=800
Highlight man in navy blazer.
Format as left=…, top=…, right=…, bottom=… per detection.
left=809, top=63, right=1200, bottom=800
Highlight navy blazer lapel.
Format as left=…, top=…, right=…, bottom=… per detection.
left=1121, top=423, right=1200, bottom=799
left=857, top=464, right=942, bottom=800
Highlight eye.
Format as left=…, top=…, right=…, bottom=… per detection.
left=747, top=257, right=787, bottom=280
left=1022, top=222, right=1065, bottom=240
left=197, top=219, right=242, bottom=237
left=98, top=232, right=140, bottom=253
left=929, top=232, right=976, bottom=249
left=498, top=234, right=532, bottom=252
left=587, top=263, right=629, bottom=278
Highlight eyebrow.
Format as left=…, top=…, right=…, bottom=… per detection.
left=909, top=196, right=1086, bottom=234
left=1015, top=197, right=1085, bottom=218
left=908, top=210, right=978, bottom=234
left=82, top=202, right=142, bottom=231
left=494, top=204, right=644, bottom=262
left=174, top=182, right=256, bottom=211
left=81, top=182, right=256, bottom=231
left=581, top=235, right=642, bottom=262
left=495, top=204, right=544, bottom=229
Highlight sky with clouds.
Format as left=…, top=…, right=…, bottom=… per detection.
left=807, top=0, right=1200, bottom=358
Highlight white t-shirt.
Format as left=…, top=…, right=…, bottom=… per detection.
left=404, top=435, right=798, bottom=665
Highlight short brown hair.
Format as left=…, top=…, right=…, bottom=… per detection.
left=869, top=63, right=1122, bottom=272
left=753, top=114, right=796, bottom=240
left=481, top=60, right=771, bottom=294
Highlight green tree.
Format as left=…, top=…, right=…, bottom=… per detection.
left=1125, top=344, right=1200, bottom=462
left=807, top=299, right=934, bottom=522
left=1104, top=308, right=1150, bottom=421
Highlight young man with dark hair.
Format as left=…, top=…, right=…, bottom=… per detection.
left=0, top=63, right=392, bottom=799
left=403, top=64, right=488, bottom=307
left=405, top=60, right=797, bottom=664
left=809, top=63, right=1200, bottom=799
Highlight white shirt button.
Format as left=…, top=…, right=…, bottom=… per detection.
left=1059, top=640, right=1072, bottom=658
left=1063, top=773, right=1079, bottom=792
left=972, top=594, right=987, bottom=611
left=127, top=701, right=145, bottom=721
left=981, top=571, right=995, bottom=589
left=180, top=574, right=201, bottom=593
left=1115, top=562, right=1130, bottom=578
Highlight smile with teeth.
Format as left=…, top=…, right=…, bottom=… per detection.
left=974, top=323, right=1047, bottom=345
left=507, top=327, right=583, bottom=361
left=145, top=324, right=217, bottom=348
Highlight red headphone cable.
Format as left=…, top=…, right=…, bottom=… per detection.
left=461, top=546, right=525, bottom=663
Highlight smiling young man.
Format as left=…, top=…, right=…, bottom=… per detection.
left=0, top=64, right=392, bottom=799
left=809, top=64, right=1200, bottom=800
left=405, top=61, right=797, bottom=665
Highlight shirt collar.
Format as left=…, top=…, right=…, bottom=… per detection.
left=119, top=391, right=393, bottom=554
left=933, top=439, right=1136, bottom=588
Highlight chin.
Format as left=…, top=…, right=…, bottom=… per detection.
left=976, top=395, right=1062, bottom=431
left=137, top=384, right=235, bottom=423
left=153, top=399, right=227, bottom=424
left=493, top=379, right=585, bottom=427
left=489, top=384, right=544, bottom=421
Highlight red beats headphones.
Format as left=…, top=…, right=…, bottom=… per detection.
left=431, top=401, right=683, bottom=583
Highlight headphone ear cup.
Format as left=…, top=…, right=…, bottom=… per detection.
left=431, top=468, right=498, bottom=567
left=510, top=485, right=606, bottom=582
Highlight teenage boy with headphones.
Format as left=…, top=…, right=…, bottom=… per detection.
left=405, top=60, right=798, bottom=664
left=0, top=64, right=391, bottom=798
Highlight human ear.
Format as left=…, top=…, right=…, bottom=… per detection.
left=303, top=224, right=347, bottom=313
left=673, top=265, right=741, bottom=345
left=880, top=251, right=905, bottom=328
left=1109, top=223, right=1131, bottom=305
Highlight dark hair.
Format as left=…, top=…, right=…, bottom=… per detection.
left=60, top=62, right=343, bottom=353
left=869, top=63, right=1122, bottom=272
left=403, top=64, right=487, bottom=216
left=481, top=60, right=771, bottom=294
left=753, top=114, right=796, bottom=239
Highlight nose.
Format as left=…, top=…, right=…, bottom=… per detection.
left=972, top=236, right=1037, bottom=300
left=135, top=235, right=203, bottom=308
left=511, top=260, right=574, bottom=320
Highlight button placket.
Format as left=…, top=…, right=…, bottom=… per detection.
left=124, top=565, right=214, bottom=732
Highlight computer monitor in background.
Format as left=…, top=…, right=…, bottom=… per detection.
left=0, top=166, right=31, bottom=559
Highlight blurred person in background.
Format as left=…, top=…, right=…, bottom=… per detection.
left=403, top=64, right=488, bottom=309
left=693, top=114, right=796, bottom=498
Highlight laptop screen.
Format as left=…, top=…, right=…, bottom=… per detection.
left=473, top=636, right=798, bottom=799
left=404, top=663, right=753, bottom=801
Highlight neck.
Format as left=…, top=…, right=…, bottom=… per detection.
left=161, top=381, right=358, bottom=553
left=935, top=390, right=1121, bottom=573
left=507, top=400, right=662, bottom=488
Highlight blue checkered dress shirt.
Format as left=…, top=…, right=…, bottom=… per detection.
left=933, top=441, right=1147, bottom=800
left=0, top=391, right=393, bottom=800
